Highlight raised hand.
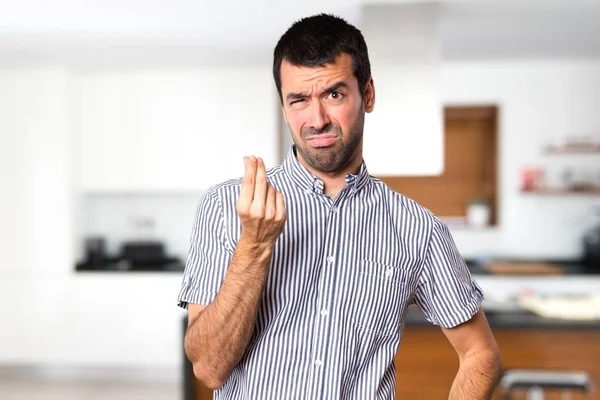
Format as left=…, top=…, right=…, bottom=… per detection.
left=236, top=156, right=286, bottom=247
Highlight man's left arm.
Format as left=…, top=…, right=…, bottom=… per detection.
left=442, top=308, right=503, bottom=399
left=412, top=215, right=502, bottom=399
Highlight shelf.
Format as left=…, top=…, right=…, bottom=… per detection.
left=75, top=268, right=184, bottom=273
left=521, top=188, right=600, bottom=196
left=545, top=145, right=600, bottom=154
left=75, top=259, right=185, bottom=273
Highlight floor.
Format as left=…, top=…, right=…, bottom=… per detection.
left=0, top=377, right=180, bottom=400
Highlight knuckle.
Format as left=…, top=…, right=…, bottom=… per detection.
left=273, top=211, right=284, bottom=222
left=250, top=206, right=265, bottom=219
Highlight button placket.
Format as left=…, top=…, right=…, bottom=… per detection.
left=311, top=206, right=338, bottom=395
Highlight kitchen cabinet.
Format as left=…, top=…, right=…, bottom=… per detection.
left=68, top=274, right=185, bottom=366
left=78, top=68, right=278, bottom=193
left=396, top=326, right=599, bottom=399
left=184, top=310, right=600, bottom=400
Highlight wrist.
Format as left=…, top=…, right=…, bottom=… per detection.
left=237, top=234, right=275, bottom=261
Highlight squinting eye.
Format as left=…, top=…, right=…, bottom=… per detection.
left=290, top=99, right=304, bottom=106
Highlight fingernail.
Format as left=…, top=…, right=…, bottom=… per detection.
left=258, top=157, right=263, bottom=164
left=249, top=155, right=257, bottom=162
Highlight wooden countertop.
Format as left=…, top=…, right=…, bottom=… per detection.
left=404, top=305, right=600, bottom=330
left=467, top=258, right=598, bottom=277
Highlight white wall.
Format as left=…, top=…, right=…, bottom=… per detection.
left=0, top=67, right=75, bottom=277
left=77, top=68, right=279, bottom=192
left=443, top=61, right=600, bottom=259
left=0, top=66, right=76, bottom=361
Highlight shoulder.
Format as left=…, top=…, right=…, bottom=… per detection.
left=369, top=176, right=438, bottom=231
left=369, top=180, right=458, bottom=257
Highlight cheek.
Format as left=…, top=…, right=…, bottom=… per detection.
left=328, top=105, right=356, bottom=132
left=287, top=110, right=309, bottom=135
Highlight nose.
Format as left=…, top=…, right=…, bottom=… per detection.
left=309, top=102, right=331, bottom=132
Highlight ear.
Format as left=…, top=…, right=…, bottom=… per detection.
left=363, top=77, right=375, bottom=113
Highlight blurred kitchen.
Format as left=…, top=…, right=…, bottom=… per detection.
left=1, top=0, right=599, bottom=399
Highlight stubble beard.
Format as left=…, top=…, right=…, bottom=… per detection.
left=292, top=111, right=364, bottom=173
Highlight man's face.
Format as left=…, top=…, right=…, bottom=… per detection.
left=279, top=53, right=375, bottom=173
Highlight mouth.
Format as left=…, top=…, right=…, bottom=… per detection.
left=306, top=135, right=337, bottom=148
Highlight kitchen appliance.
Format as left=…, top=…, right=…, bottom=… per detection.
left=583, top=223, right=600, bottom=273
left=120, top=240, right=169, bottom=270
left=83, top=236, right=106, bottom=268
left=122, top=241, right=164, bottom=263
left=76, top=238, right=184, bottom=272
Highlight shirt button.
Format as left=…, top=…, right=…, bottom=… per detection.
left=385, top=268, right=393, bottom=278
left=314, top=360, right=323, bottom=367
left=320, top=309, right=329, bottom=316
left=326, top=256, right=334, bottom=263
left=331, top=206, right=338, bottom=213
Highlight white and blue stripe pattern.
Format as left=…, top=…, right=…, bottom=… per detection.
left=178, top=145, right=484, bottom=400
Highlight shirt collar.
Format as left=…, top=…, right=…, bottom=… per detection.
left=282, top=145, right=371, bottom=195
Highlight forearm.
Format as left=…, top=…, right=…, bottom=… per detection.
left=449, top=349, right=502, bottom=400
left=184, top=237, right=273, bottom=388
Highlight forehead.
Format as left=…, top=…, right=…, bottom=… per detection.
left=280, top=53, right=356, bottom=93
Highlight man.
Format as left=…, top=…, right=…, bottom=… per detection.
left=178, top=13, right=502, bottom=399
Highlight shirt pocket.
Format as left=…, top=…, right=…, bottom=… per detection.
left=350, top=260, right=411, bottom=337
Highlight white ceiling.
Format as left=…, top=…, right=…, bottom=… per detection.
left=439, top=0, right=600, bottom=61
left=0, top=0, right=361, bottom=67
left=0, top=0, right=598, bottom=67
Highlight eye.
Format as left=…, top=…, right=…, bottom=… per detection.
left=290, top=99, right=305, bottom=106
left=328, top=91, right=344, bottom=100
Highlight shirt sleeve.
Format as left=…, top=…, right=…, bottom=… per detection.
left=177, top=188, right=233, bottom=309
left=412, top=216, right=484, bottom=328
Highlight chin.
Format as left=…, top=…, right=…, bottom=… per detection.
left=310, top=155, right=345, bottom=173
left=297, top=142, right=350, bottom=172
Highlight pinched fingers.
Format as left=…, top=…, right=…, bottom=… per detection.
left=237, top=156, right=258, bottom=215
left=250, top=158, right=268, bottom=216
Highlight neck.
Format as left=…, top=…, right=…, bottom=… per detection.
left=298, top=148, right=363, bottom=199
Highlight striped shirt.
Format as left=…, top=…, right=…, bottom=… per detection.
left=178, top=145, right=484, bottom=400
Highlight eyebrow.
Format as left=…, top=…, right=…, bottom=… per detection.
left=285, top=81, right=349, bottom=103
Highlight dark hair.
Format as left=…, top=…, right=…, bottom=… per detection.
left=273, top=13, right=371, bottom=104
